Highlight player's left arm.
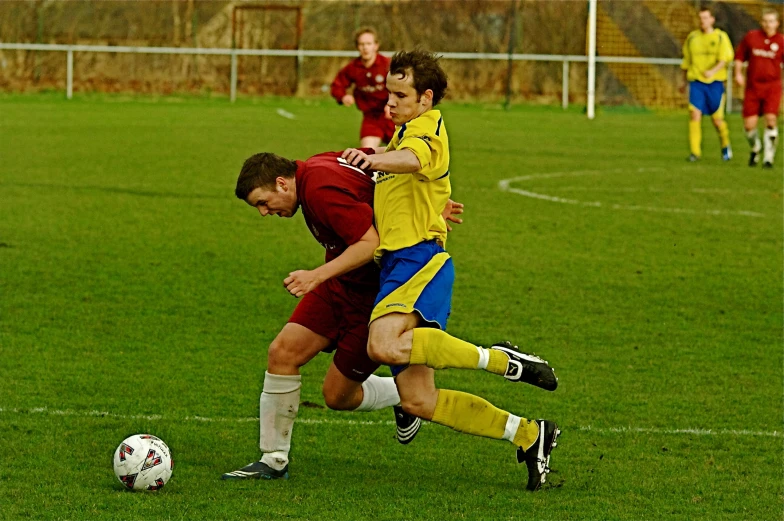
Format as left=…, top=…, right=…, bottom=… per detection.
left=284, top=225, right=378, bottom=298
left=706, top=32, right=735, bottom=79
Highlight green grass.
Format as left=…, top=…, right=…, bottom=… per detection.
left=0, top=94, right=781, bottom=520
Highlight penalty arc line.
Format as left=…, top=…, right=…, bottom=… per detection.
left=0, top=406, right=780, bottom=439
left=498, top=168, right=766, bottom=218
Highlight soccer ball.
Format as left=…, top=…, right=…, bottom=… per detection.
left=113, top=434, right=173, bottom=491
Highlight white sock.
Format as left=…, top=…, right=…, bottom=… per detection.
left=746, top=128, right=761, bottom=153
left=354, top=375, right=400, bottom=412
left=475, top=346, right=490, bottom=370
left=259, top=371, right=301, bottom=471
left=502, top=414, right=522, bottom=444
left=763, top=127, right=778, bottom=164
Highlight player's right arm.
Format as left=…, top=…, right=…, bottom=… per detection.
left=681, top=33, right=693, bottom=72
left=330, top=64, right=355, bottom=107
left=284, top=225, right=378, bottom=298
left=734, top=33, right=750, bottom=87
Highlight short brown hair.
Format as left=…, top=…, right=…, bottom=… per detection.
left=389, top=49, right=448, bottom=106
left=235, top=153, right=297, bottom=200
left=698, top=4, right=714, bottom=16
left=355, top=27, right=378, bottom=47
left=762, top=7, right=780, bottom=20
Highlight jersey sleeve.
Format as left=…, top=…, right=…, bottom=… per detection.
left=308, top=184, right=374, bottom=246
left=681, top=34, right=693, bottom=70
left=396, top=116, right=446, bottom=181
left=735, top=33, right=750, bottom=62
left=330, top=64, right=354, bottom=104
left=718, top=31, right=735, bottom=64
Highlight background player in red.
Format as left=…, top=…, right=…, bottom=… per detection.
left=330, top=28, right=395, bottom=148
left=223, top=151, right=463, bottom=480
left=734, top=8, right=784, bottom=168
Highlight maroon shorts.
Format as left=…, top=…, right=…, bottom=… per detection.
left=288, top=278, right=378, bottom=382
left=360, top=112, right=395, bottom=143
left=742, top=82, right=782, bottom=118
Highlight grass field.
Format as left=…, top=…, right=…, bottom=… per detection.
left=1, top=94, right=782, bottom=520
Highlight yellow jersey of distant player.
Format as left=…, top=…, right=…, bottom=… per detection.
left=681, top=29, right=734, bottom=83
left=373, top=109, right=450, bottom=261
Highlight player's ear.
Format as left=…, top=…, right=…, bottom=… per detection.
left=422, top=89, right=434, bottom=106
left=276, top=176, right=288, bottom=192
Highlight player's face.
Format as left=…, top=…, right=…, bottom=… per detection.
left=245, top=180, right=298, bottom=218
left=761, top=14, right=779, bottom=36
left=698, top=11, right=715, bottom=32
left=385, top=72, right=432, bottom=126
left=356, top=33, right=378, bottom=62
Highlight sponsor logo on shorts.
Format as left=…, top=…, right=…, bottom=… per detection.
left=386, top=303, right=407, bottom=309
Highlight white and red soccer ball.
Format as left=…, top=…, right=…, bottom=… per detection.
left=113, top=434, right=173, bottom=491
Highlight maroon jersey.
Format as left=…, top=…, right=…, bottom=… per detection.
left=294, top=151, right=378, bottom=290
left=330, top=54, right=390, bottom=116
left=736, top=29, right=784, bottom=85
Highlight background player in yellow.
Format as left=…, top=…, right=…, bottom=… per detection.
left=681, top=5, right=735, bottom=162
left=342, top=50, right=560, bottom=491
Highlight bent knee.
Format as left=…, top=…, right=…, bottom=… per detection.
left=322, top=387, right=354, bottom=411
left=267, top=337, right=304, bottom=372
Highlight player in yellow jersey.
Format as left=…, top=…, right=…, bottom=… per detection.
left=342, top=50, right=560, bottom=491
left=681, top=5, right=735, bottom=162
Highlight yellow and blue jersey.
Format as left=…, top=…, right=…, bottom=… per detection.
left=373, top=109, right=451, bottom=261
left=681, top=29, right=734, bottom=83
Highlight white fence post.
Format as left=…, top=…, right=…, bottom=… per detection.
left=66, top=48, right=73, bottom=99
left=230, top=51, right=237, bottom=103
left=562, top=60, right=569, bottom=110
left=587, top=0, right=597, bottom=119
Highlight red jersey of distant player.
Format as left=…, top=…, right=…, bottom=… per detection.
left=330, top=55, right=395, bottom=142
left=735, top=29, right=784, bottom=117
left=289, top=150, right=380, bottom=381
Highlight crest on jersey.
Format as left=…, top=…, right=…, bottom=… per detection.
left=772, top=43, right=780, bottom=52
left=376, top=74, right=385, bottom=83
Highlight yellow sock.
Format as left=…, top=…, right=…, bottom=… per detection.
left=410, top=328, right=508, bottom=374
left=431, top=390, right=540, bottom=449
left=716, top=119, right=730, bottom=148
left=689, top=120, right=702, bottom=157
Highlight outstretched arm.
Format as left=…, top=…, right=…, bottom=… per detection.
left=341, top=147, right=421, bottom=174
left=442, top=199, right=464, bottom=232
left=283, top=225, right=379, bottom=298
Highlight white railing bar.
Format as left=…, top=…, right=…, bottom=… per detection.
left=0, top=43, right=685, bottom=65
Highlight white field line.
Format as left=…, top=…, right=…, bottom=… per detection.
left=498, top=168, right=766, bottom=218
left=0, top=406, right=780, bottom=439
left=275, top=108, right=296, bottom=119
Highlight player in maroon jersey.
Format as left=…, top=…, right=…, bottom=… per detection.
left=734, top=8, right=784, bottom=168
left=330, top=28, right=395, bottom=148
left=222, top=151, right=463, bottom=480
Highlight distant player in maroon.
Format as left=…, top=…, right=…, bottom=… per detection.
left=330, top=28, right=395, bottom=147
left=734, top=8, right=784, bottom=168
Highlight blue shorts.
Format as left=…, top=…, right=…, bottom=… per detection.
left=371, top=240, right=454, bottom=376
left=689, top=81, right=726, bottom=117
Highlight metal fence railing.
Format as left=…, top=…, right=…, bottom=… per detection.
left=0, top=42, right=733, bottom=113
